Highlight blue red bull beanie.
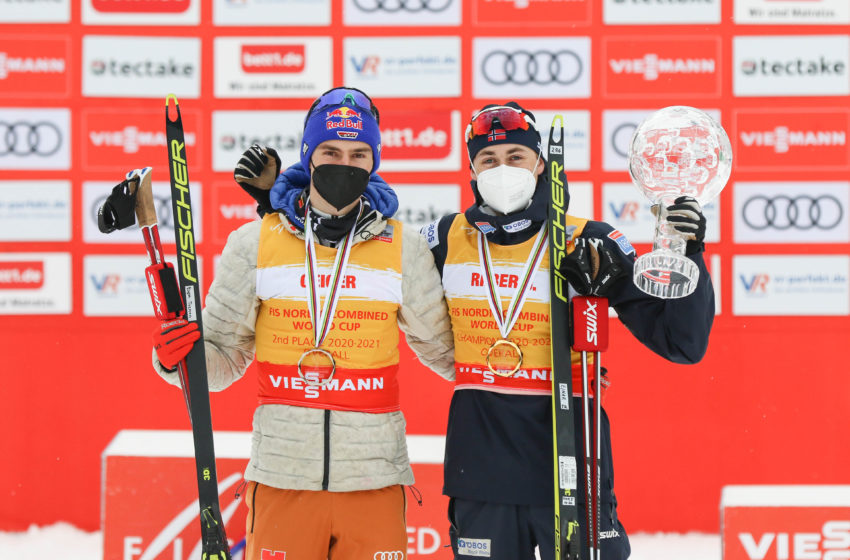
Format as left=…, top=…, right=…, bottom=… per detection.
left=300, top=88, right=382, bottom=174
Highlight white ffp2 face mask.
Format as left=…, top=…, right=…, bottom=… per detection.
left=475, top=164, right=537, bottom=215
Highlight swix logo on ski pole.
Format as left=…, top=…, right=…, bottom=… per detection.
left=170, top=139, right=197, bottom=284
left=582, top=300, right=598, bottom=345
left=737, top=521, right=850, bottom=560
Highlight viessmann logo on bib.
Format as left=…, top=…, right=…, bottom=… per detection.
left=240, top=45, right=305, bottom=73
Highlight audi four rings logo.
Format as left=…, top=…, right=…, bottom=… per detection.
left=373, top=552, right=404, bottom=560
left=0, top=121, right=62, bottom=156
left=611, top=122, right=637, bottom=159
left=742, top=194, right=844, bottom=230
left=481, top=50, right=583, bottom=85
left=353, top=0, right=452, bottom=12
left=91, top=194, right=175, bottom=229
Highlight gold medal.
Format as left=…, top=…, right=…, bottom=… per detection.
left=486, top=338, right=523, bottom=377
left=477, top=225, right=547, bottom=379
left=297, top=347, right=336, bottom=387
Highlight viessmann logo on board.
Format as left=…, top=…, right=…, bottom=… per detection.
left=241, top=45, right=305, bottom=73
left=82, top=109, right=200, bottom=170
left=735, top=109, right=850, bottom=170
left=91, top=0, right=190, bottom=12
left=604, top=37, right=720, bottom=97
left=0, top=37, right=69, bottom=97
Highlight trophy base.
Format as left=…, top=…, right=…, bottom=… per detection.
left=633, top=250, right=699, bottom=299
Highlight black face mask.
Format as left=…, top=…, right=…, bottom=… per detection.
left=311, top=164, right=370, bottom=211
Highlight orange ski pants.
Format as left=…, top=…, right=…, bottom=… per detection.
left=245, top=482, right=408, bottom=560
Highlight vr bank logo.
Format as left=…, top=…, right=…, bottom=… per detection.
left=609, top=201, right=640, bottom=222
left=740, top=274, right=769, bottom=294
left=351, top=56, right=380, bottom=75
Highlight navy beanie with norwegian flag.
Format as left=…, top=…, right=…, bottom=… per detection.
left=466, top=101, right=542, bottom=164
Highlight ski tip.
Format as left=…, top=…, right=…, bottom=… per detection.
left=165, top=94, right=181, bottom=123
left=548, top=114, right=564, bottom=144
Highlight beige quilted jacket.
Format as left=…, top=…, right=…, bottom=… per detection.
left=152, top=212, right=455, bottom=492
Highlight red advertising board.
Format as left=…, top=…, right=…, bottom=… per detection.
left=721, top=486, right=850, bottom=560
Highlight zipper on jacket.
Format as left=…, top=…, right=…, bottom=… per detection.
left=322, top=409, right=331, bottom=490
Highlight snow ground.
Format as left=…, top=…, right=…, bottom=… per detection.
left=0, top=522, right=721, bottom=559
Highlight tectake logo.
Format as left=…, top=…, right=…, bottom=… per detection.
left=240, top=45, right=305, bottom=73
left=91, top=0, right=190, bottom=12
left=83, top=36, right=201, bottom=98
left=212, top=110, right=304, bottom=172
left=734, top=109, right=850, bottom=170
left=734, top=35, right=850, bottom=97
left=604, top=37, right=720, bottom=98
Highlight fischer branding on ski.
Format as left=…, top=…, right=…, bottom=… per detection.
left=548, top=115, right=582, bottom=560
left=165, top=93, right=232, bottom=560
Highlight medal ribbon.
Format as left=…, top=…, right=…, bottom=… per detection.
left=477, top=224, right=548, bottom=340
left=303, top=202, right=362, bottom=350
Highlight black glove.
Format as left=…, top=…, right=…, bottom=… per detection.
left=561, top=238, right=627, bottom=297
left=234, top=144, right=281, bottom=218
left=588, top=239, right=627, bottom=297
left=665, top=196, right=706, bottom=255
left=561, top=237, right=594, bottom=295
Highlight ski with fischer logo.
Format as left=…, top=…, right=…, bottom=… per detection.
left=548, top=115, right=582, bottom=560
left=165, top=94, right=232, bottom=560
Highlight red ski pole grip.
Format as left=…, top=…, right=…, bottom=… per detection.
left=146, top=261, right=184, bottom=321
left=570, top=296, right=609, bottom=352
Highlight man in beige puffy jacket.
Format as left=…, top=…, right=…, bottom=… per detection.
left=151, top=87, right=454, bottom=560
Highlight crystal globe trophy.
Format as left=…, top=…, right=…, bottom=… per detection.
left=628, top=106, right=732, bottom=299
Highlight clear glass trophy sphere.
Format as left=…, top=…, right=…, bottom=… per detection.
left=628, top=106, right=732, bottom=299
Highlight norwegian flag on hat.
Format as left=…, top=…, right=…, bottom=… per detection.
left=487, top=128, right=506, bottom=142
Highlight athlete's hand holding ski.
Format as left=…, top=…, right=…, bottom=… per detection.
left=153, top=318, right=200, bottom=370
left=560, top=238, right=627, bottom=297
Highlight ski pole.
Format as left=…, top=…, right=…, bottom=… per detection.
left=571, top=295, right=608, bottom=560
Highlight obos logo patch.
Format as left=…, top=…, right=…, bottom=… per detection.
left=457, top=537, right=491, bottom=557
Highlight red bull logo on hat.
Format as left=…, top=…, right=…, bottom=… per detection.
left=326, top=106, right=364, bottom=132
left=326, top=107, right=362, bottom=120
